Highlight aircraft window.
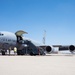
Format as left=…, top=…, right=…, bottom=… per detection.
left=13, top=40, right=16, bottom=42
left=8, top=39, right=11, bottom=41
left=6, top=39, right=7, bottom=41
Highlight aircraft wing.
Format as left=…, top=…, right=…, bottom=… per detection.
left=23, top=37, right=75, bottom=53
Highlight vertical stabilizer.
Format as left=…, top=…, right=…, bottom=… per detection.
left=43, top=30, right=46, bottom=44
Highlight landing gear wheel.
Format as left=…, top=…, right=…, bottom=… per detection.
left=1, top=50, right=5, bottom=55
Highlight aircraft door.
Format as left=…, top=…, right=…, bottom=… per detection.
left=17, top=36, right=23, bottom=43
left=15, top=30, right=28, bottom=43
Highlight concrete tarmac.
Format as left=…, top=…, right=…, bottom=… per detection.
left=0, top=54, right=75, bottom=75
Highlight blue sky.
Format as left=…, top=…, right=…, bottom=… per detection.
left=0, top=0, right=75, bottom=45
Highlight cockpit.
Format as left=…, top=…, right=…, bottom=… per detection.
left=0, top=33, right=4, bottom=36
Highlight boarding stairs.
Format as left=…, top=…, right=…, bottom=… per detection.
left=18, top=40, right=39, bottom=55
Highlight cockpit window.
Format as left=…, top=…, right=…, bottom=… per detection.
left=0, top=33, right=4, bottom=36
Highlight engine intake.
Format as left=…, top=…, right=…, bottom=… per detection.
left=69, top=45, right=75, bottom=52
left=46, top=46, right=52, bottom=53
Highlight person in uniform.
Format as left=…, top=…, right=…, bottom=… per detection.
left=14, top=47, right=17, bottom=55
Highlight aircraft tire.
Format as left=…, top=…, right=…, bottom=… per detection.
left=1, top=50, right=5, bottom=55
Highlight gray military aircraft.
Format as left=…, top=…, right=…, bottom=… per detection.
left=0, top=30, right=74, bottom=55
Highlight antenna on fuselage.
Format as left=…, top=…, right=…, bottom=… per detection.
left=43, top=30, right=46, bottom=44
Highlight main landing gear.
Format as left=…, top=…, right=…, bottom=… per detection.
left=1, top=50, right=5, bottom=55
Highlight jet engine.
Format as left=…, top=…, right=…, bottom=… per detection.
left=69, top=45, right=75, bottom=52
left=46, top=46, right=53, bottom=53
left=59, top=45, right=75, bottom=53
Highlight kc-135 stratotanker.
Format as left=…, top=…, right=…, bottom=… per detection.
left=0, top=30, right=74, bottom=55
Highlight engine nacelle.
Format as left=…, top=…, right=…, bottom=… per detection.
left=46, top=46, right=53, bottom=53
left=69, top=45, right=75, bottom=52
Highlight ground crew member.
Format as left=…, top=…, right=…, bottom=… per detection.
left=38, top=48, right=40, bottom=55
left=14, top=47, right=17, bottom=55
left=9, top=47, right=11, bottom=56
